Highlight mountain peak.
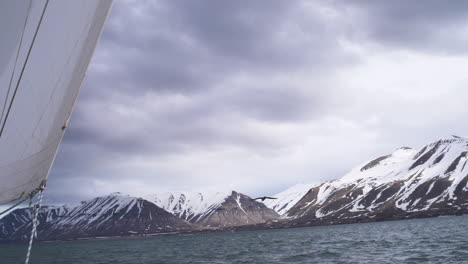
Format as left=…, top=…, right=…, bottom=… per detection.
left=396, top=146, right=413, bottom=151
left=144, top=190, right=233, bottom=222
left=108, top=192, right=124, bottom=196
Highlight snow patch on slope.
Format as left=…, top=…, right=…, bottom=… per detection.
left=58, top=193, right=144, bottom=226
left=145, top=191, right=232, bottom=222
left=235, top=194, right=248, bottom=215
left=340, top=147, right=417, bottom=184
left=264, top=184, right=316, bottom=215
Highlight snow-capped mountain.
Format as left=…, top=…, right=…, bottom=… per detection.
left=0, top=193, right=192, bottom=241
left=285, top=136, right=468, bottom=222
left=145, top=191, right=231, bottom=222
left=145, top=191, right=279, bottom=227
left=263, top=184, right=316, bottom=215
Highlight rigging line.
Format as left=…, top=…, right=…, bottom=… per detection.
left=24, top=186, right=45, bottom=264
left=0, top=0, right=32, bottom=128
left=0, top=0, right=50, bottom=138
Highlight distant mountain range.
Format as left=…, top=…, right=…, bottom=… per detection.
left=0, top=193, right=193, bottom=241
left=0, top=191, right=278, bottom=241
left=1, top=136, right=467, bottom=241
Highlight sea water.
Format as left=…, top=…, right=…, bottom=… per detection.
left=1, top=215, right=468, bottom=263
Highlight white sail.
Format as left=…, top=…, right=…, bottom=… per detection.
left=0, top=0, right=113, bottom=204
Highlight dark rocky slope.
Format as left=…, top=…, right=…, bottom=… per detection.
left=0, top=193, right=193, bottom=241
left=196, top=191, right=279, bottom=227
left=281, top=136, right=468, bottom=225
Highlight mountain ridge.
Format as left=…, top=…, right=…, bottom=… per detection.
left=144, top=190, right=279, bottom=227
left=0, top=191, right=279, bottom=241
left=267, top=136, right=468, bottom=223
left=0, top=193, right=193, bottom=241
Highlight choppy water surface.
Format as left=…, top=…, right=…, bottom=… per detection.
left=1, top=215, right=468, bottom=264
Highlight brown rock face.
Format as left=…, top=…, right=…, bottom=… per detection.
left=195, top=191, right=279, bottom=227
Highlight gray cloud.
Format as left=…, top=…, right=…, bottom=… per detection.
left=337, top=0, right=468, bottom=53
left=82, top=0, right=352, bottom=98
left=43, top=0, right=468, bottom=203
left=62, top=0, right=346, bottom=159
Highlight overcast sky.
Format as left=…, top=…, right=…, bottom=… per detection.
left=45, top=0, right=468, bottom=203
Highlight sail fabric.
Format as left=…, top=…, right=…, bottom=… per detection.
left=0, top=0, right=113, bottom=204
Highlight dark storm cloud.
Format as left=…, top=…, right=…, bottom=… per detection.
left=65, top=0, right=345, bottom=157
left=338, top=0, right=468, bottom=53
left=81, top=0, right=348, bottom=98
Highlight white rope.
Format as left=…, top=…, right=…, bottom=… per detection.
left=24, top=189, right=45, bottom=264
